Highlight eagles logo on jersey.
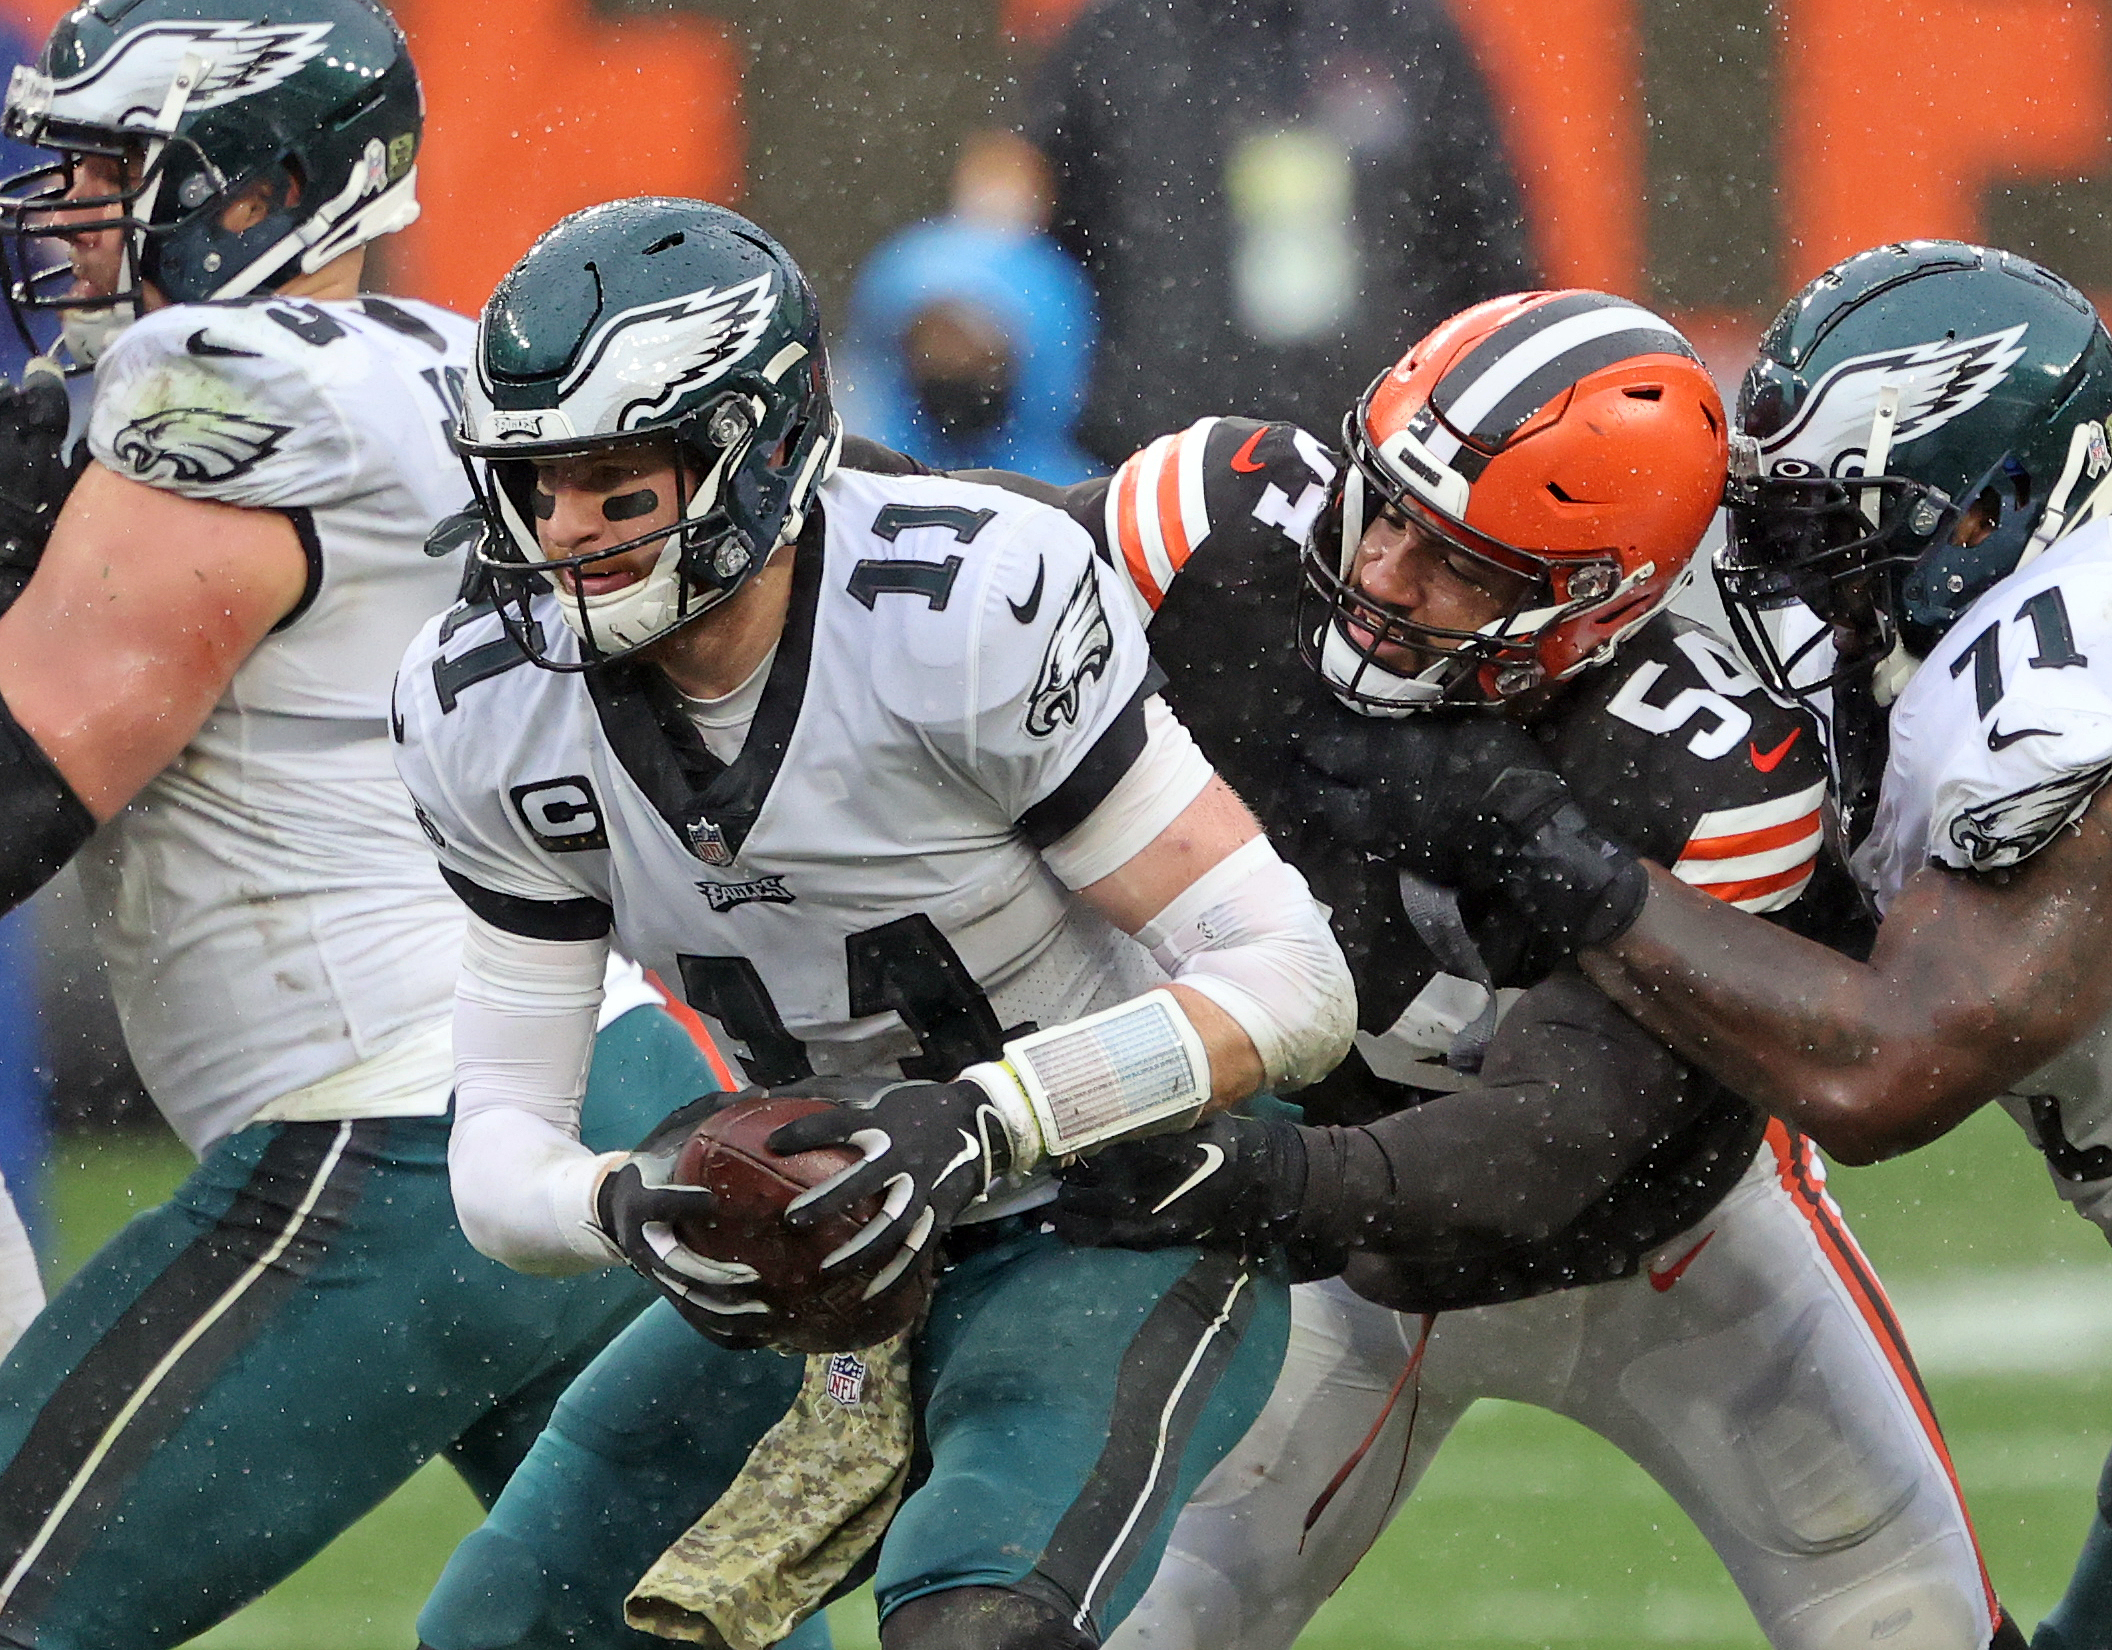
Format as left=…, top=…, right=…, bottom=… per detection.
left=108, top=406, right=291, bottom=485
left=1025, top=563, right=1115, bottom=736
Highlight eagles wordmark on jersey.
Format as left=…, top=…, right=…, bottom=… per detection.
left=400, top=459, right=1169, bottom=1194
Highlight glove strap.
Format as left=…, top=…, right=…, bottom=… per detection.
left=962, top=988, right=1213, bottom=1172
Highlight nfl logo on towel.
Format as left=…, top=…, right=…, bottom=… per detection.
left=826, top=1353, right=867, bottom=1406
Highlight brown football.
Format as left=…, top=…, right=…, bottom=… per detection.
left=668, top=1094, right=933, bottom=1353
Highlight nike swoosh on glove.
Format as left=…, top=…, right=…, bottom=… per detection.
left=1052, top=1112, right=1307, bottom=1257
left=769, top=1075, right=1012, bottom=1300
left=592, top=1089, right=782, bottom=1348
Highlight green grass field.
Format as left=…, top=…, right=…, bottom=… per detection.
left=40, top=1107, right=2112, bottom=1649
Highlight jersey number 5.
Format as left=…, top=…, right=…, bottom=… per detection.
left=677, top=914, right=1023, bottom=1086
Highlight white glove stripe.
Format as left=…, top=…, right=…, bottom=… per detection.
left=641, top=1221, right=762, bottom=1286
left=822, top=1172, right=916, bottom=1270
left=786, top=1127, right=894, bottom=1216
left=861, top=1207, right=937, bottom=1301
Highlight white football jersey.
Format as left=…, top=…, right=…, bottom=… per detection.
left=77, top=296, right=477, bottom=1153
left=1855, top=520, right=2112, bottom=1229
left=396, top=464, right=1167, bottom=1205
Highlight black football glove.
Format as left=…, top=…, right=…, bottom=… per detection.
left=591, top=1090, right=782, bottom=1348
left=1296, top=707, right=1648, bottom=957
left=1052, top=1113, right=1307, bottom=1257
left=0, top=363, right=78, bottom=613
left=768, top=1075, right=1013, bottom=1295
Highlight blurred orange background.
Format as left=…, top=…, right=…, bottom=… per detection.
left=9, top=0, right=2112, bottom=370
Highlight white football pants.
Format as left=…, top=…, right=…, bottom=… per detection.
left=0, top=1166, right=44, bottom=1361
left=1111, top=1124, right=1998, bottom=1650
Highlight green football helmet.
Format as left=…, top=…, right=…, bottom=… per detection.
left=455, top=197, right=841, bottom=670
left=1718, top=240, right=2112, bottom=700
left=0, top=0, right=422, bottom=366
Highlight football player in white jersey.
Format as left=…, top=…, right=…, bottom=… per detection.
left=1362, top=244, right=2112, bottom=1650
left=397, top=197, right=1354, bottom=1650
left=0, top=5, right=768, bottom=1647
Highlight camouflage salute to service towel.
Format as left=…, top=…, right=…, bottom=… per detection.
left=625, top=1332, right=915, bottom=1649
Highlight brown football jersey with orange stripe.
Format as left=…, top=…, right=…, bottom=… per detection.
left=1042, top=415, right=1859, bottom=1307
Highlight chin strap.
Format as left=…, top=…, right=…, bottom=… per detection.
left=1859, top=383, right=1903, bottom=529
left=1869, top=638, right=1919, bottom=708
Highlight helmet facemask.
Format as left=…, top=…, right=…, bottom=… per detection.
left=468, top=381, right=841, bottom=671
left=0, top=7, right=423, bottom=371
left=1298, top=392, right=1632, bottom=716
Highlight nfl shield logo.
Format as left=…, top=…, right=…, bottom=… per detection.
left=825, top=1353, right=866, bottom=1407
left=687, top=818, right=734, bottom=867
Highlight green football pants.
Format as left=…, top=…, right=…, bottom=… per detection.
left=0, top=1002, right=742, bottom=1650
left=416, top=1223, right=1290, bottom=1649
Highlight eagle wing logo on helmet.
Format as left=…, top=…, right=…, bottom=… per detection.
left=30, top=21, right=334, bottom=127
left=1025, top=566, right=1116, bottom=737
left=1760, top=324, right=2030, bottom=476
left=560, top=274, right=780, bottom=434
left=110, top=408, right=291, bottom=485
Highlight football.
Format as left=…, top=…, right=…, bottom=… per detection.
left=668, top=1094, right=933, bottom=1354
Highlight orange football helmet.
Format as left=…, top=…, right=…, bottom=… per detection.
left=1302, top=290, right=1729, bottom=712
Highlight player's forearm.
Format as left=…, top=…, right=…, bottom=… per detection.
left=1581, top=866, right=1984, bottom=1164
left=450, top=914, right=614, bottom=1272
left=1298, top=973, right=1700, bottom=1253
left=1164, top=985, right=1264, bottom=1105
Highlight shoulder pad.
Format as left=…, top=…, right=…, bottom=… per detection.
left=88, top=300, right=366, bottom=508
left=1101, top=417, right=1337, bottom=614
left=1895, top=536, right=2112, bottom=872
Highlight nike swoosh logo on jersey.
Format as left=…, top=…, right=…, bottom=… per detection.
left=185, top=328, right=260, bottom=359
left=1151, top=1142, right=1226, bottom=1214
left=1749, top=727, right=1801, bottom=772
left=1229, top=428, right=1268, bottom=473
left=1989, top=724, right=2059, bottom=751
left=1647, top=1230, right=1714, bottom=1292
left=1009, top=558, right=1046, bottom=624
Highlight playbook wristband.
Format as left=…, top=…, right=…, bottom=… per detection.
left=962, top=988, right=1214, bottom=1173
left=0, top=691, right=92, bottom=914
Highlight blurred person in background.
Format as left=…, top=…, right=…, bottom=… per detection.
left=838, top=132, right=1099, bottom=482
left=0, top=3, right=812, bottom=1647
left=1016, top=0, right=1532, bottom=468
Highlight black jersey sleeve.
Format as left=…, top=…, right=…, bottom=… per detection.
left=1297, top=973, right=1690, bottom=1256
left=1544, top=614, right=1834, bottom=921
left=1054, top=416, right=1339, bottom=613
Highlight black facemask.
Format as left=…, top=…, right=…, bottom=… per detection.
left=913, top=368, right=1013, bottom=441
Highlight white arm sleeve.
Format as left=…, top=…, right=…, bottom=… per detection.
left=450, top=913, right=621, bottom=1276
left=1136, top=835, right=1357, bottom=1092
left=1041, top=698, right=1215, bottom=889
left=0, top=1167, right=42, bottom=1360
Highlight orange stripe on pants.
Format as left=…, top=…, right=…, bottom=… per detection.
left=1760, top=1120, right=1999, bottom=1633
